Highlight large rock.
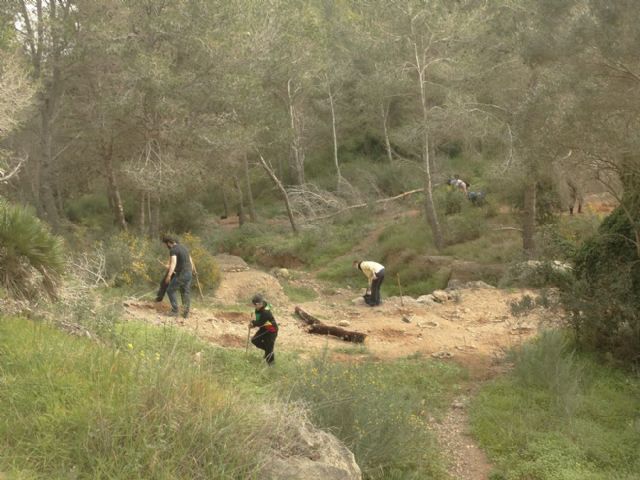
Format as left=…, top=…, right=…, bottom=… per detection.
left=431, top=290, right=450, bottom=303
left=261, top=406, right=362, bottom=480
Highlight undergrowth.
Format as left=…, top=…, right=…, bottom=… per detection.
left=471, top=330, right=640, bottom=480
left=0, top=315, right=465, bottom=480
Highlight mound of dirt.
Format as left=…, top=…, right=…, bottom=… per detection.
left=213, top=269, right=287, bottom=305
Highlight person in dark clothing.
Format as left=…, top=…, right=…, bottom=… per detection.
left=249, top=294, right=278, bottom=365
left=161, top=235, right=193, bottom=318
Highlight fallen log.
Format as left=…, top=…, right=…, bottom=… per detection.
left=294, top=306, right=367, bottom=343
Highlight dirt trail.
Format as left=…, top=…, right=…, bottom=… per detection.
left=124, top=258, right=552, bottom=480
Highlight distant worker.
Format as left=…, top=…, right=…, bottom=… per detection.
left=160, top=235, right=193, bottom=319
left=467, top=190, right=486, bottom=206
left=353, top=260, right=385, bottom=306
left=448, top=176, right=469, bottom=195
left=249, top=294, right=278, bottom=365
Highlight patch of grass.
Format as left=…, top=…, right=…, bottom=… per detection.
left=0, top=317, right=264, bottom=479
left=282, top=282, right=318, bottom=302
left=277, top=352, right=466, bottom=480
left=471, top=330, right=640, bottom=480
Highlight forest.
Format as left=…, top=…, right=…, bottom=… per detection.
left=1, top=1, right=639, bottom=479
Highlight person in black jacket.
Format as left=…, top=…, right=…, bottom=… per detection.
left=249, top=294, right=278, bottom=365
left=160, top=235, right=193, bottom=318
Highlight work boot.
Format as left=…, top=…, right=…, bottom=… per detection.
left=182, top=310, right=189, bottom=319
left=165, top=310, right=179, bottom=318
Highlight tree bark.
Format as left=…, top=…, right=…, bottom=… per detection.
left=243, top=154, right=257, bottom=222
left=413, top=41, right=444, bottom=250
left=523, top=180, right=537, bottom=257
left=221, top=183, right=230, bottom=219
left=257, top=153, right=298, bottom=233
left=381, top=102, right=393, bottom=163
left=139, top=192, right=147, bottom=235
left=327, top=81, right=343, bottom=189
left=295, top=306, right=367, bottom=343
left=234, top=176, right=245, bottom=226
left=103, top=138, right=127, bottom=231
left=287, top=78, right=305, bottom=185
left=151, top=194, right=160, bottom=239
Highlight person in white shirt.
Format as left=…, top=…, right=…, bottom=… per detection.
left=353, top=260, right=385, bottom=306
left=448, top=177, right=469, bottom=194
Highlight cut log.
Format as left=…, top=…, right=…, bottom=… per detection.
left=294, top=306, right=367, bottom=343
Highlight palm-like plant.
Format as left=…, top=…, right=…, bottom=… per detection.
left=0, top=199, right=64, bottom=299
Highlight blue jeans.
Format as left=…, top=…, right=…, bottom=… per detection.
left=167, top=271, right=192, bottom=316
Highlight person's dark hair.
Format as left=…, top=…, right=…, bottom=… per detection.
left=252, top=293, right=265, bottom=305
left=352, top=260, right=362, bottom=270
left=162, top=235, right=177, bottom=244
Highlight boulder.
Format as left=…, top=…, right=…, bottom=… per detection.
left=431, top=290, right=450, bottom=303
left=273, top=268, right=292, bottom=279
left=261, top=406, right=362, bottom=480
left=417, top=294, right=437, bottom=305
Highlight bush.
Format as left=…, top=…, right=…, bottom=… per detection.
left=444, top=209, right=483, bottom=245
left=567, top=199, right=640, bottom=365
left=181, top=233, right=221, bottom=292
left=0, top=199, right=65, bottom=299
left=103, top=232, right=163, bottom=287
left=472, top=331, right=640, bottom=479
left=279, top=352, right=463, bottom=479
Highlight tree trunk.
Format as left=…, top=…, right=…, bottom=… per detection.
left=234, top=176, right=245, bottom=227
left=413, top=41, right=444, bottom=250
left=381, top=102, right=393, bottom=163
left=39, top=103, right=60, bottom=229
left=103, top=139, right=127, bottom=231
left=327, top=81, right=343, bottom=190
left=295, top=306, right=367, bottom=343
left=523, top=180, right=537, bottom=257
left=287, top=78, right=305, bottom=185
left=151, top=194, right=160, bottom=239
left=139, top=192, right=147, bottom=235
left=244, top=154, right=257, bottom=222
left=257, top=153, right=298, bottom=233
left=221, top=184, right=230, bottom=219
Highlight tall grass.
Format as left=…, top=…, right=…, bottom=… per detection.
left=0, top=317, right=264, bottom=479
left=471, top=330, right=640, bottom=480
left=276, top=351, right=465, bottom=480
left=0, top=312, right=469, bottom=480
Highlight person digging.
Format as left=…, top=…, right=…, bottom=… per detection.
left=248, top=294, right=278, bottom=366
left=353, top=260, right=385, bottom=306
left=159, top=235, right=193, bottom=319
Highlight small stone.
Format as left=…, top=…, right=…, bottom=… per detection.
left=402, top=315, right=412, bottom=323
left=338, top=320, right=351, bottom=327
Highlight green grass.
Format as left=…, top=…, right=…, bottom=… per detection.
left=0, top=317, right=264, bottom=479
left=471, top=330, right=640, bottom=480
left=276, top=351, right=466, bottom=480
left=282, top=282, right=319, bottom=302
left=0, top=314, right=467, bottom=480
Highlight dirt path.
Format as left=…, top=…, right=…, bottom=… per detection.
left=124, top=257, right=551, bottom=480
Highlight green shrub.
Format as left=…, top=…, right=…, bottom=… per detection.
left=103, top=232, right=164, bottom=287
left=279, top=352, right=464, bottom=479
left=65, top=193, right=111, bottom=224
left=567, top=196, right=640, bottom=365
left=444, top=209, right=483, bottom=245
left=0, top=199, right=65, bottom=299
left=182, top=233, right=221, bottom=292
left=472, top=331, right=640, bottom=480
